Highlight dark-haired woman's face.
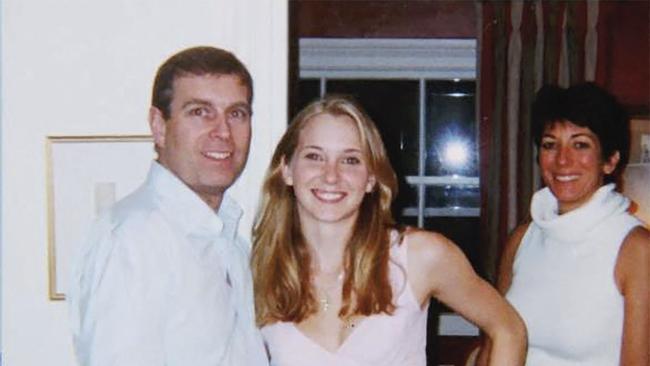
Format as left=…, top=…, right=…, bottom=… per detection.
left=539, top=121, right=619, bottom=214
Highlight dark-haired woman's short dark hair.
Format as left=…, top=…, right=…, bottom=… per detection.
left=531, top=82, right=630, bottom=184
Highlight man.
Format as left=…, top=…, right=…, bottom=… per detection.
left=69, top=46, right=268, bottom=366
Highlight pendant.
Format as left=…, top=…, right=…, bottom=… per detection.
left=320, top=294, right=330, bottom=312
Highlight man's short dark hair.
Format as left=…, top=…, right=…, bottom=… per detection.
left=532, top=82, right=630, bottom=184
left=151, top=46, right=253, bottom=119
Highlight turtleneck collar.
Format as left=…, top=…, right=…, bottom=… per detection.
left=530, top=183, right=629, bottom=243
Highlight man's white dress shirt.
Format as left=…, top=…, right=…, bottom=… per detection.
left=68, top=162, right=268, bottom=366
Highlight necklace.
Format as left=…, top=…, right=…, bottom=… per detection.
left=315, top=271, right=358, bottom=330
left=316, top=271, right=344, bottom=312
left=319, top=293, right=332, bottom=312
left=343, top=317, right=356, bottom=329
left=319, top=296, right=356, bottom=329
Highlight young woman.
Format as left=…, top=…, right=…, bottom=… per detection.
left=484, top=83, right=650, bottom=365
left=252, top=96, right=526, bottom=366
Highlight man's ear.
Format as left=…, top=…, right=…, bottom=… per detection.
left=149, top=107, right=166, bottom=148
left=280, top=156, right=293, bottom=186
left=603, top=150, right=620, bottom=175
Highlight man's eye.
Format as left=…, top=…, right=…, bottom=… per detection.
left=230, top=109, right=249, bottom=119
left=189, top=108, right=207, bottom=117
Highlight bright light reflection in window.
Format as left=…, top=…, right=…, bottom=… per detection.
left=443, top=140, right=468, bottom=168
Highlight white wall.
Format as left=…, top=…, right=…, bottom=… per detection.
left=0, top=1, right=287, bottom=364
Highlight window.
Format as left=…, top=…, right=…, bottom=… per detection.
left=295, top=38, right=483, bottom=275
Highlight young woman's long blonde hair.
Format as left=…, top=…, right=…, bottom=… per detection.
left=252, top=95, right=401, bottom=326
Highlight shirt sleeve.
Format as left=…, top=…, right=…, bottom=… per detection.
left=69, top=214, right=168, bottom=366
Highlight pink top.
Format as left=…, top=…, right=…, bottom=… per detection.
left=261, top=232, right=429, bottom=366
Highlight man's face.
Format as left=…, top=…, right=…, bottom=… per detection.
left=150, top=74, right=252, bottom=209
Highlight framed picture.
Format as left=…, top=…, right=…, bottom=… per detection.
left=629, top=118, right=650, bottom=164
left=46, top=135, right=154, bottom=300
left=624, top=118, right=650, bottom=227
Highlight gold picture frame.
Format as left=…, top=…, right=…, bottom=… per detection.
left=46, top=135, right=154, bottom=300
left=629, top=118, right=650, bottom=164
left=624, top=118, right=650, bottom=227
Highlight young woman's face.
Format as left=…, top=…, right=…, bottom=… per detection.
left=538, top=120, right=618, bottom=214
left=282, top=113, right=375, bottom=226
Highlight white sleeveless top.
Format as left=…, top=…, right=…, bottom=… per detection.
left=506, top=184, right=641, bottom=366
left=261, top=231, right=429, bottom=366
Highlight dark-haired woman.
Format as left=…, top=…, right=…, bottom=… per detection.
left=491, top=83, right=650, bottom=365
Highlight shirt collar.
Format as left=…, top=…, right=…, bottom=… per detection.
left=146, top=161, right=243, bottom=241
left=216, top=191, right=244, bottom=242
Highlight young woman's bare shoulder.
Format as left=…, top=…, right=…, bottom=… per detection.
left=404, top=227, right=464, bottom=268
left=404, top=227, right=471, bottom=302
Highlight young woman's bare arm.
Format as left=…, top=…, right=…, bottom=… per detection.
left=476, top=223, right=529, bottom=366
left=407, top=229, right=527, bottom=366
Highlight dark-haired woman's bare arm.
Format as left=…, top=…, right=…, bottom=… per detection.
left=615, top=226, right=650, bottom=366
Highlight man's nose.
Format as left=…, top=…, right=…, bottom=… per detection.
left=208, top=115, right=231, bottom=139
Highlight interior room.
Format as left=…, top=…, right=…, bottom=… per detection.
left=1, top=1, right=648, bottom=365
